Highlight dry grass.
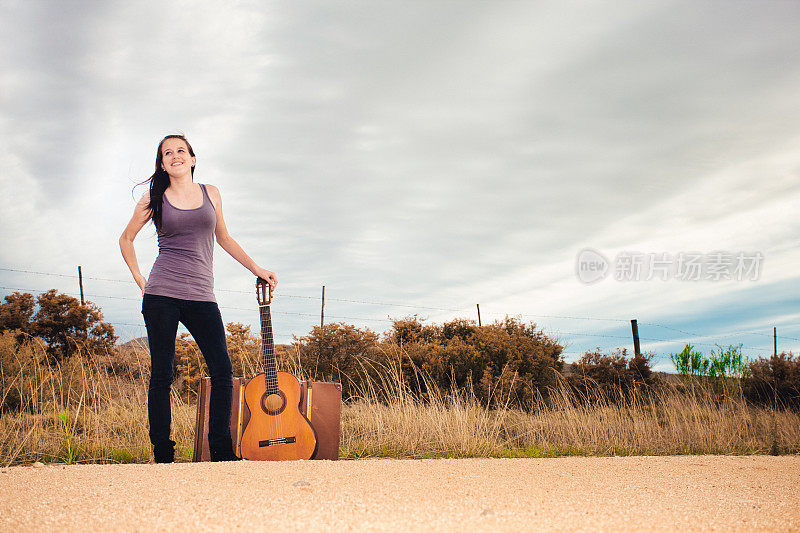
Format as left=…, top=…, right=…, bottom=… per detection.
left=0, top=334, right=196, bottom=465
left=339, top=354, right=800, bottom=458
left=1, top=333, right=798, bottom=466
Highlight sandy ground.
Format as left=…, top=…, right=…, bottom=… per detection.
left=1, top=456, right=799, bottom=532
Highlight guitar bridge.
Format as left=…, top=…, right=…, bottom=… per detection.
left=258, top=436, right=297, bottom=447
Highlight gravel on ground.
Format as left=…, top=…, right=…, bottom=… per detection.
left=1, top=455, right=798, bottom=532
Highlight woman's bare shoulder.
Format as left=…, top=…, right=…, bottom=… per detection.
left=137, top=191, right=151, bottom=206
left=204, top=184, right=222, bottom=201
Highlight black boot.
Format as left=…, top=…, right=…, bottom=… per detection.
left=153, top=439, right=176, bottom=463
left=209, top=435, right=242, bottom=462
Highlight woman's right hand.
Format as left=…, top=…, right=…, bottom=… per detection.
left=134, top=273, right=147, bottom=295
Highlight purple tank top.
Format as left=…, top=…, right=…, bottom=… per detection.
left=144, top=184, right=217, bottom=302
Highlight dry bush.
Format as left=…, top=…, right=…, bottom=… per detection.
left=3, top=316, right=800, bottom=466
left=0, top=333, right=195, bottom=466
left=0, top=290, right=117, bottom=360
left=744, top=351, right=800, bottom=409
left=566, top=348, right=655, bottom=404
left=293, top=316, right=563, bottom=408
left=340, top=352, right=800, bottom=459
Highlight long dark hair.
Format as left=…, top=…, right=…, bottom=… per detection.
left=137, top=134, right=196, bottom=232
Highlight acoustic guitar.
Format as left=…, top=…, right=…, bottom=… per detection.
left=240, top=278, right=317, bottom=460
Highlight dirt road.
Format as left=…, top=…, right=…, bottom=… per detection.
left=1, top=456, right=798, bottom=531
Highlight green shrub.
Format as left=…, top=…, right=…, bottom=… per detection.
left=708, top=344, right=748, bottom=380
left=670, top=343, right=748, bottom=381
left=668, top=343, right=750, bottom=398
left=670, top=344, right=709, bottom=377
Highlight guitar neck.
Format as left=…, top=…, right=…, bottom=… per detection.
left=259, top=303, right=279, bottom=395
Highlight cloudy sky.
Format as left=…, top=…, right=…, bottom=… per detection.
left=1, top=0, right=799, bottom=370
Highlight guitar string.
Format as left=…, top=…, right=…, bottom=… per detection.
left=272, top=306, right=282, bottom=441
left=261, top=302, right=281, bottom=442
left=261, top=303, right=276, bottom=442
left=261, top=304, right=273, bottom=442
left=269, top=306, right=281, bottom=441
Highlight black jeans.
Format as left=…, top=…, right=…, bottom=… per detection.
left=141, top=293, right=233, bottom=453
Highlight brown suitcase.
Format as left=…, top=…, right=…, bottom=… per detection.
left=192, top=376, right=342, bottom=462
left=191, top=377, right=247, bottom=462
left=299, top=380, right=343, bottom=461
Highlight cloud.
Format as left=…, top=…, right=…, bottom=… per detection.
left=1, top=0, right=800, bottom=361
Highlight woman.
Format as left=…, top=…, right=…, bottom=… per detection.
left=119, top=133, right=276, bottom=463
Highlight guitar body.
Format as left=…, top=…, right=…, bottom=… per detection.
left=240, top=371, right=317, bottom=461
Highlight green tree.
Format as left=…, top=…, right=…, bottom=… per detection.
left=670, top=344, right=709, bottom=377
left=708, top=343, right=748, bottom=379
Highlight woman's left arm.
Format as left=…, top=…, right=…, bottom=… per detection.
left=206, top=184, right=277, bottom=287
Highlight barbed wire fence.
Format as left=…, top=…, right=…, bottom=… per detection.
left=1, top=266, right=797, bottom=370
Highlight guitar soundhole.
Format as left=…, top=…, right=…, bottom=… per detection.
left=261, top=390, right=286, bottom=415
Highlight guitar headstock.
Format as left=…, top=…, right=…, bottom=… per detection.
left=256, top=277, right=273, bottom=306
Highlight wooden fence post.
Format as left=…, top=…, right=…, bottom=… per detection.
left=78, top=265, right=85, bottom=305
left=630, top=319, right=640, bottom=357
left=320, top=285, right=325, bottom=328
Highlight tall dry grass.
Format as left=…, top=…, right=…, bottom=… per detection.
left=339, top=352, right=800, bottom=458
left=1, top=332, right=798, bottom=466
left=0, top=333, right=195, bottom=465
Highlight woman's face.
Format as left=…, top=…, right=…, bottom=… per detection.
left=160, top=138, right=196, bottom=178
